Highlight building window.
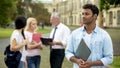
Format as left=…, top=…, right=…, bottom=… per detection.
left=74, top=16, right=76, bottom=25
left=109, top=11, right=113, bottom=25
left=117, top=10, right=120, bottom=25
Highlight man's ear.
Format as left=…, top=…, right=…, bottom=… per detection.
left=94, top=14, right=97, bottom=19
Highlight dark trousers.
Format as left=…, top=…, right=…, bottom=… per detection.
left=7, top=63, right=18, bottom=68
left=50, top=49, right=65, bottom=68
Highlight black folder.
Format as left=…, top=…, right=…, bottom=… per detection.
left=75, top=38, right=91, bottom=61
left=40, top=37, right=53, bottom=45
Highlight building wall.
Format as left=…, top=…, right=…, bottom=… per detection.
left=106, top=7, right=120, bottom=27
left=43, top=3, right=53, bottom=13
left=52, top=0, right=120, bottom=27
left=52, top=0, right=100, bottom=26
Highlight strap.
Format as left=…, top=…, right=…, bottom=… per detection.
left=21, top=29, right=27, bottom=50
left=21, top=29, right=25, bottom=39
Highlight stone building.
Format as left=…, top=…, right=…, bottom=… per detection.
left=43, top=0, right=120, bottom=27
left=105, top=7, right=120, bottom=27
left=52, top=0, right=99, bottom=26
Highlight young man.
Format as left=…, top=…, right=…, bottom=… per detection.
left=65, top=4, right=113, bottom=68
left=49, top=12, right=71, bottom=68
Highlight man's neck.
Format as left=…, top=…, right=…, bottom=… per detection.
left=84, top=23, right=96, bottom=34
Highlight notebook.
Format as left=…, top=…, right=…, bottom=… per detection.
left=75, top=38, right=91, bottom=61
left=40, top=37, right=53, bottom=45
left=32, top=33, right=42, bottom=43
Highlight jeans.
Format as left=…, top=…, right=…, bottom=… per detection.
left=26, top=55, right=41, bottom=68
left=18, top=61, right=24, bottom=68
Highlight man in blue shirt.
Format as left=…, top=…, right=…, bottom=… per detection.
left=65, top=4, right=113, bottom=68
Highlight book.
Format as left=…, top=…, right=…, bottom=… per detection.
left=32, top=33, right=42, bottom=43
left=40, top=37, right=53, bottom=45
left=75, top=38, right=91, bottom=61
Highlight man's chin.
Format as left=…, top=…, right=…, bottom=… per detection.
left=83, top=22, right=87, bottom=24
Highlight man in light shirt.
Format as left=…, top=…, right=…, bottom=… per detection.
left=65, top=4, right=113, bottom=68
left=49, top=12, right=71, bottom=68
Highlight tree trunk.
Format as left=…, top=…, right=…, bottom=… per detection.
left=99, top=11, right=104, bottom=28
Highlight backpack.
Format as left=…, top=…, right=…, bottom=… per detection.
left=4, top=29, right=26, bottom=67
left=4, top=44, right=22, bottom=67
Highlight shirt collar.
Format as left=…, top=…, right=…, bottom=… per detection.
left=55, top=23, right=62, bottom=29
left=81, top=25, right=99, bottom=33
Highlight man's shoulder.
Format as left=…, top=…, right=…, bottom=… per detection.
left=72, top=27, right=83, bottom=34
left=61, top=23, right=70, bottom=29
left=96, top=26, right=110, bottom=37
left=97, top=27, right=108, bottom=34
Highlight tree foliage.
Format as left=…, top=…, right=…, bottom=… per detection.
left=0, top=0, right=50, bottom=27
left=100, top=0, right=120, bottom=11
left=16, top=0, right=26, bottom=16
left=16, top=0, right=51, bottom=25
left=109, top=0, right=120, bottom=7
left=0, top=0, right=17, bottom=27
left=29, top=3, right=50, bottom=25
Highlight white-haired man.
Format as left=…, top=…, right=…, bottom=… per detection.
left=48, top=12, right=71, bottom=68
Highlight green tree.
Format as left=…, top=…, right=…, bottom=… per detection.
left=9, top=0, right=18, bottom=20
left=0, top=0, right=17, bottom=27
left=109, top=0, right=120, bottom=7
left=16, top=0, right=25, bottom=16
left=0, top=0, right=12, bottom=27
left=16, top=0, right=50, bottom=25
left=29, top=2, right=50, bottom=25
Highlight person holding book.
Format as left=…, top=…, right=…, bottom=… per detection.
left=65, top=4, right=113, bottom=68
left=24, top=17, right=42, bottom=68
left=48, top=12, right=71, bottom=68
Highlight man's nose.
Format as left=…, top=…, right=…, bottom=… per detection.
left=82, top=15, right=85, bottom=19
left=50, top=20, right=53, bottom=23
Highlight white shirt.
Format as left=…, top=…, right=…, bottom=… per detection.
left=83, top=32, right=92, bottom=48
left=50, top=23, right=71, bottom=49
left=10, top=30, right=26, bottom=61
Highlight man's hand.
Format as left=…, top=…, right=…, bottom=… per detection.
left=79, top=61, right=92, bottom=68
left=49, top=41, right=57, bottom=46
left=76, top=59, right=85, bottom=66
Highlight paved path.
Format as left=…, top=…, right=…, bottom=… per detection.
left=0, top=38, right=10, bottom=68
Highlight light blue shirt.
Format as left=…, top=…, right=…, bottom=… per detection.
left=65, top=25, right=113, bottom=68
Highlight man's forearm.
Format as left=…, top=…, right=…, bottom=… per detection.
left=90, top=60, right=103, bottom=66
left=70, top=56, right=103, bottom=66
left=70, top=56, right=78, bottom=63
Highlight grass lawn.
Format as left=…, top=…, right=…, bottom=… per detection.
left=0, top=28, right=14, bottom=38
left=40, top=46, right=73, bottom=68
left=110, top=56, right=120, bottom=68
left=105, top=28, right=120, bottom=68
left=0, top=27, right=51, bottom=38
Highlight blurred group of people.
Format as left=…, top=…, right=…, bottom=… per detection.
left=8, top=4, right=113, bottom=68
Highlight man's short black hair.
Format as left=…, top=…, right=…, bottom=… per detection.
left=82, top=4, right=99, bottom=16
left=15, top=16, right=26, bottom=29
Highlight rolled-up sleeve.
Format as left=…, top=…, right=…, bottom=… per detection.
left=100, top=33, right=113, bottom=66
left=65, top=34, right=75, bottom=61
